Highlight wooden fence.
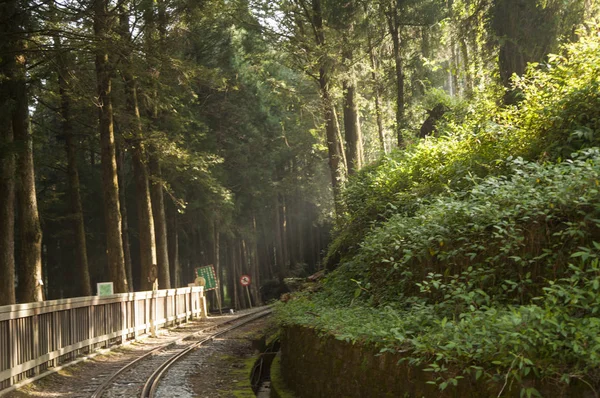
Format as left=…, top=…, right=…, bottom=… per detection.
left=0, top=287, right=207, bottom=394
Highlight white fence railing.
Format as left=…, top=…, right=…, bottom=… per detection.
left=0, top=287, right=207, bottom=393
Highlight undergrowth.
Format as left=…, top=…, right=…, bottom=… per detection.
left=279, top=25, right=600, bottom=396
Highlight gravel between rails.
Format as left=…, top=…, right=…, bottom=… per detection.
left=2, top=308, right=267, bottom=398
left=157, top=316, right=276, bottom=398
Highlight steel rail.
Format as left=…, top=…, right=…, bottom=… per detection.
left=142, top=308, right=273, bottom=398
left=90, top=307, right=271, bottom=398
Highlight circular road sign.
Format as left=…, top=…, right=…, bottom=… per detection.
left=239, top=275, right=251, bottom=286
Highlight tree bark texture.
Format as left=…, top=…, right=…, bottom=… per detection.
left=0, top=2, right=16, bottom=304
left=149, top=152, right=171, bottom=289
left=341, top=12, right=363, bottom=174
left=94, top=0, right=129, bottom=293
left=55, top=34, right=92, bottom=297
left=117, top=146, right=134, bottom=290
left=388, top=9, right=405, bottom=148
left=312, top=0, right=346, bottom=210
left=342, top=69, right=364, bottom=174
left=14, top=47, right=44, bottom=303
left=167, top=202, right=180, bottom=287
left=368, top=38, right=386, bottom=153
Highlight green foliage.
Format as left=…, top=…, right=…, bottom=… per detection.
left=326, top=26, right=600, bottom=269
left=282, top=27, right=600, bottom=396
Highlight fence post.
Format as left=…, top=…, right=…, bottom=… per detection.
left=121, top=300, right=127, bottom=344
left=88, top=305, right=94, bottom=354
left=150, top=289, right=157, bottom=337
left=199, top=288, right=207, bottom=320
left=9, top=319, right=16, bottom=387
left=32, top=313, right=40, bottom=375
left=133, top=295, right=140, bottom=339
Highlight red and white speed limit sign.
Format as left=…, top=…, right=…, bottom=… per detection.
left=239, top=275, right=251, bottom=286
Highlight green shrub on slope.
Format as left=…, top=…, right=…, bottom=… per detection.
left=327, top=26, right=600, bottom=270
left=279, top=26, right=600, bottom=396
left=278, top=151, right=600, bottom=394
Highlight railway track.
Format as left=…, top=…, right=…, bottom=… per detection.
left=90, top=307, right=272, bottom=398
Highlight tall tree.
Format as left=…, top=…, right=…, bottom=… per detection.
left=93, top=0, right=129, bottom=293
left=0, top=0, right=18, bottom=305
left=385, top=1, right=406, bottom=147
left=118, top=5, right=158, bottom=291
left=53, top=25, right=92, bottom=297
left=339, top=1, right=364, bottom=174
left=8, top=0, right=45, bottom=303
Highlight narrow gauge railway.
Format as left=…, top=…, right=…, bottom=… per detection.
left=90, top=307, right=272, bottom=398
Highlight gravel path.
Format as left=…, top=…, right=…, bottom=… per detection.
left=181, top=316, right=275, bottom=398
left=2, top=308, right=271, bottom=398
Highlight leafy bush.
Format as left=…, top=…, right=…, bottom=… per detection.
left=326, top=26, right=600, bottom=270
left=281, top=26, right=600, bottom=396
left=278, top=149, right=600, bottom=391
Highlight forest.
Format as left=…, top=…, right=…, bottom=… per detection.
left=2, top=0, right=600, bottom=392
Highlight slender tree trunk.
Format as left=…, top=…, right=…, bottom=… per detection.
left=119, top=8, right=157, bottom=291
left=388, top=10, right=405, bottom=148
left=167, top=202, right=180, bottom=287
left=280, top=194, right=289, bottom=271
left=0, top=28, right=16, bottom=304
left=149, top=152, right=171, bottom=289
left=312, top=0, right=346, bottom=210
left=252, top=215, right=261, bottom=304
left=450, top=37, right=460, bottom=97
left=460, top=36, right=473, bottom=96
left=368, top=39, right=386, bottom=153
left=342, top=68, right=364, bottom=174
left=55, top=33, right=92, bottom=297
left=274, top=195, right=285, bottom=279
left=131, top=142, right=157, bottom=291
left=117, top=145, right=133, bottom=289
left=213, top=219, right=220, bottom=305
left=341, top=18, right=364, bottom=175
left=94, top=0, right=128, bottom=293
left=14, top=48, right=44, bottom=303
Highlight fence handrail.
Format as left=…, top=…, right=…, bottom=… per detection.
left=0, top=286, right=207, bottom=394
left=0, top=287, right=204, bottom=321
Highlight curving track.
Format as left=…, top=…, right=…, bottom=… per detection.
left=90, top=307, right=272, bottom=398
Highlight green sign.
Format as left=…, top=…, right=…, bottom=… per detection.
left=97, top=282, right=114, bottom=296
left=195, top=265, right=218, bottom=291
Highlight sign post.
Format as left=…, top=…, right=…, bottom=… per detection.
left=240, top=275, right=252, bottom=309
left=195, top=265, right=222, bottom=314
left=149, top=265, right=158, bottom=337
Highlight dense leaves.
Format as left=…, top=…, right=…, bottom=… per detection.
left=279, top=27, right=600, bottom=395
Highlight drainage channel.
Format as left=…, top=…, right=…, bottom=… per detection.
left=251, top=338, right=280, bottom=397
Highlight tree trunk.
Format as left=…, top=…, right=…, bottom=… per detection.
left=368, top=38, right=386, bottom=153
left=460, top=36, right=473, bottom=96
left=117, top=145, right=134, bottom=290
left=119, top=8, right=157, bottom=291
left=342, top=65, right=364, bottom=174
left=167, top=202, right=180, bottom=287
left=388, top=9, right=405, bottom=148
left=0, top=24, right=16, bottom=304
left=252, top=215, right=261, bottom=304
left=94, top=0, right=128, bottom=293
left=149, top=152, right=171, bottom=289
left=55, top=33, right=92, bottom=297
left=341, top=15, right=364, bottom=174
left=280, top=193, right=289, bottom=271
left=312, top=0, right=346, bottom=210
left=450, top=37, right=460, bottom=97
left=213, top=219, right=221, bottom=307
left=14, top=45, right=44, bottom=303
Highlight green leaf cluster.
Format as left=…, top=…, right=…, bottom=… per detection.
left=280, top=26, right=600, bottom=395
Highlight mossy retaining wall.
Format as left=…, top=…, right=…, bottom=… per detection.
left=279, top=325, right=594, bottom=397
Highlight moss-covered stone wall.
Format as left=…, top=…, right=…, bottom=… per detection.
left=279, top=326, right=594, bottom=398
